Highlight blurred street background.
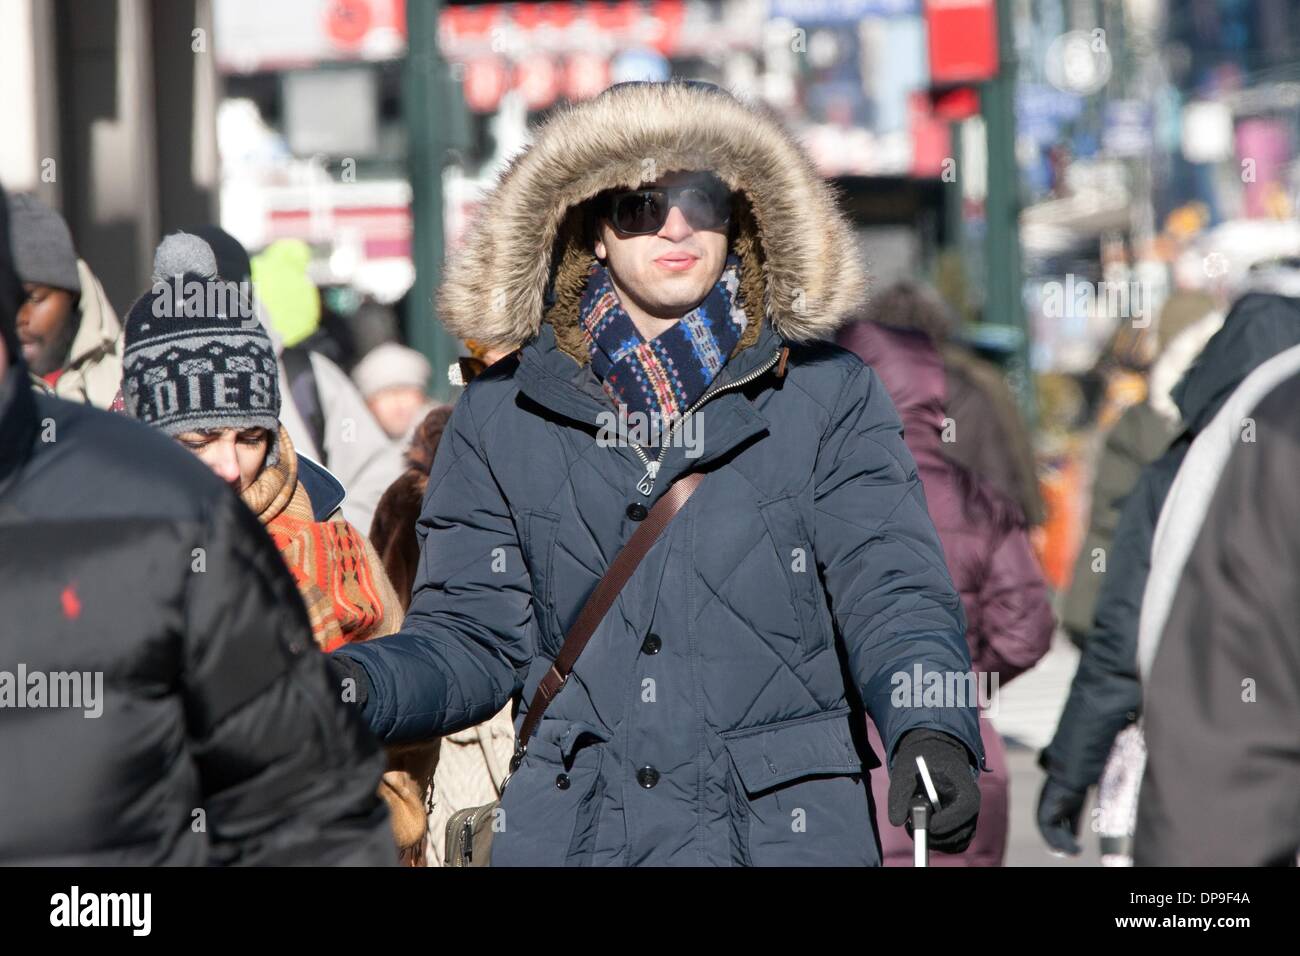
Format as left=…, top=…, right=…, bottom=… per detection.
left=4, top=0, right=1300, bottom=865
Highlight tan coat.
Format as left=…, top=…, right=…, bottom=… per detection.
left=50, top=260, right=123, bottom=409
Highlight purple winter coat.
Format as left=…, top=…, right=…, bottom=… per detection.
left=838, top=322, right=1055, bottom=866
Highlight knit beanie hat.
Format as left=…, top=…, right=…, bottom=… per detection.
left=6, top=193, right=81, bottom=294
left=189, top=224, right=253, bottom=285
left=123, top=233, right=282, bottom=463
left=251, top=239, right=320, bottom=347
left=351, top=342, right=432, bottom=398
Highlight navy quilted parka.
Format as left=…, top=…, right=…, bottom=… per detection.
left=336, top=82, right=984, bottom=866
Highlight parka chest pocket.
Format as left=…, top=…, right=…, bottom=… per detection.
left=758, top=494, right=830, bottom=658
left=517, top=509, right=563, bottom=656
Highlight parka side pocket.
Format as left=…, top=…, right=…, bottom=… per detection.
left=721, top=709, right=878, bottom=867
left=758, top=494, right=828, bottom=659
left=491, top=723, right=607, bottom=867
left=517, top=509, right=562, bottom=657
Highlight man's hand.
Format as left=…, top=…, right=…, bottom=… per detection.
left=887, top=729, right=981, bottom=853
left=1036, top=776, right=1086, bottom=855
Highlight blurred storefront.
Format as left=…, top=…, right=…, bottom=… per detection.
left=209, top=0, right=988, bottom=392
left=0, top=0, right=219, bottom=311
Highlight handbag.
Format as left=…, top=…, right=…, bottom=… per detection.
left=444, top=470, right=706, bottom=866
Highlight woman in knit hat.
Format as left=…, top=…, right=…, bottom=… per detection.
left=123, top=234, right=438, bottom=863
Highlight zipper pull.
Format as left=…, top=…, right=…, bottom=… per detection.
left=636, top=461, right=660, bottom=496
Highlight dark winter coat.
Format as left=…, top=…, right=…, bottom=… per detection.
left=335, top=82, right=984, bottom=867
left=0, top=377, right=396, bottom=865
left=1042, top=292, right=1300, bottom=793
left=1134, top=368, right=1300, bottom=866
left=839, top=322, right=1054, bottom=865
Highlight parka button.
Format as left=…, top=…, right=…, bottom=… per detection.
left=626, top=502, right=648, bottom=521
left=555, top=773, right=570, bottom=790
left=636, top=765, right=660, bottom=789
left=641, top=633, right=662, bottom=655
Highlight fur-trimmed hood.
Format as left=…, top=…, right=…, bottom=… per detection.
left=439, top=81, right=865, bottom=361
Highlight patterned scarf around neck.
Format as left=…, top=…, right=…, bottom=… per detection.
left=578, top=253, right=748, bottom=425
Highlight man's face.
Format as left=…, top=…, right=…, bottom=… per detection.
left=595, top=171, right=731, bottom=326
left=17, top=283, right=77, bottom=376
left=175, top=427, right=271, bottom=493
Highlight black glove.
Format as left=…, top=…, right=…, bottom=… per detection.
left=1036, top=776, right=1086, bottom=855
left=325, top=653, right=371, bottom=710
left=887, top=729, right=981, bottom=854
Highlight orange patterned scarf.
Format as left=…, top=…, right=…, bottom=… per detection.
left=242, top=427, right=400, bottom=650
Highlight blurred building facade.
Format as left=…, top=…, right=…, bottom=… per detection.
left=0, top=0, right=218, bottom=311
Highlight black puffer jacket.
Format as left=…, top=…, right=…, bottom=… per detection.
left=0, top=376, right=396, bottom=865
left=1042, top=292, right=1300, bottom=792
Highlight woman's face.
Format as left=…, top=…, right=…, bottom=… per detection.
left=175, top=427, right=271, bottom=493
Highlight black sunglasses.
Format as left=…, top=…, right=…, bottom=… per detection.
left=606, top=181, right=732, bottom=236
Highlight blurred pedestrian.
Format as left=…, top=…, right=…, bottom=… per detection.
left=1038, top=290, right=1300, bottom=861
left=7, top=193, right=122, bottom=408
left=1134, top=357, right=1300, bottom=866
left=0, top=184, right=395, bottom=865
left=1060, top=291, right=1223, bottom=648
left=857, top=280, right=1045, bottom=525
left=839, top=320, right=1054, bottom=866
left=351, top=342, right=437, bottom=442
left=329, top=80, right=984, bottom=867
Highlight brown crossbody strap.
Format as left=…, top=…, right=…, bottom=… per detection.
left=512, top=470, right=706, bottom=768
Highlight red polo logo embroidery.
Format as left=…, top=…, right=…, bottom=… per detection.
left=61, top=583, right=82, bottom=620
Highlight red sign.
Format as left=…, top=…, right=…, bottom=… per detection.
left=924, top=0, right=998, bottom=85
left=565, top=52, right=609, bottom=102
left=909, top=92, right=952, bottom=179
left=516, top=56, right=559, bottom=111
left=325, top=0, right=373, bottom=49
left=464, top=57, right=509, bottom=113
left=931, top=85, right=980, bottom=120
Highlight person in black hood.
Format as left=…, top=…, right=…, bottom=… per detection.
left=1037, top=290, right=1300, bottom=858
left=0, top=185, right=396, bottom=865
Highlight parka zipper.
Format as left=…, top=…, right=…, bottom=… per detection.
left=629, top=348, right=783, bottom=496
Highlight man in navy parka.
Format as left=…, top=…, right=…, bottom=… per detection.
left=332, top=81, right=985, bottom=866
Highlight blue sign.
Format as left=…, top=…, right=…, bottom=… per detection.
left=769, top=0, right=920, bottom=23
left=1102, top=99, right=1152, bottom=156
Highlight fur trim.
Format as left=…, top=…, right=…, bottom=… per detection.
left=438, top=82, right=866, bottom=354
